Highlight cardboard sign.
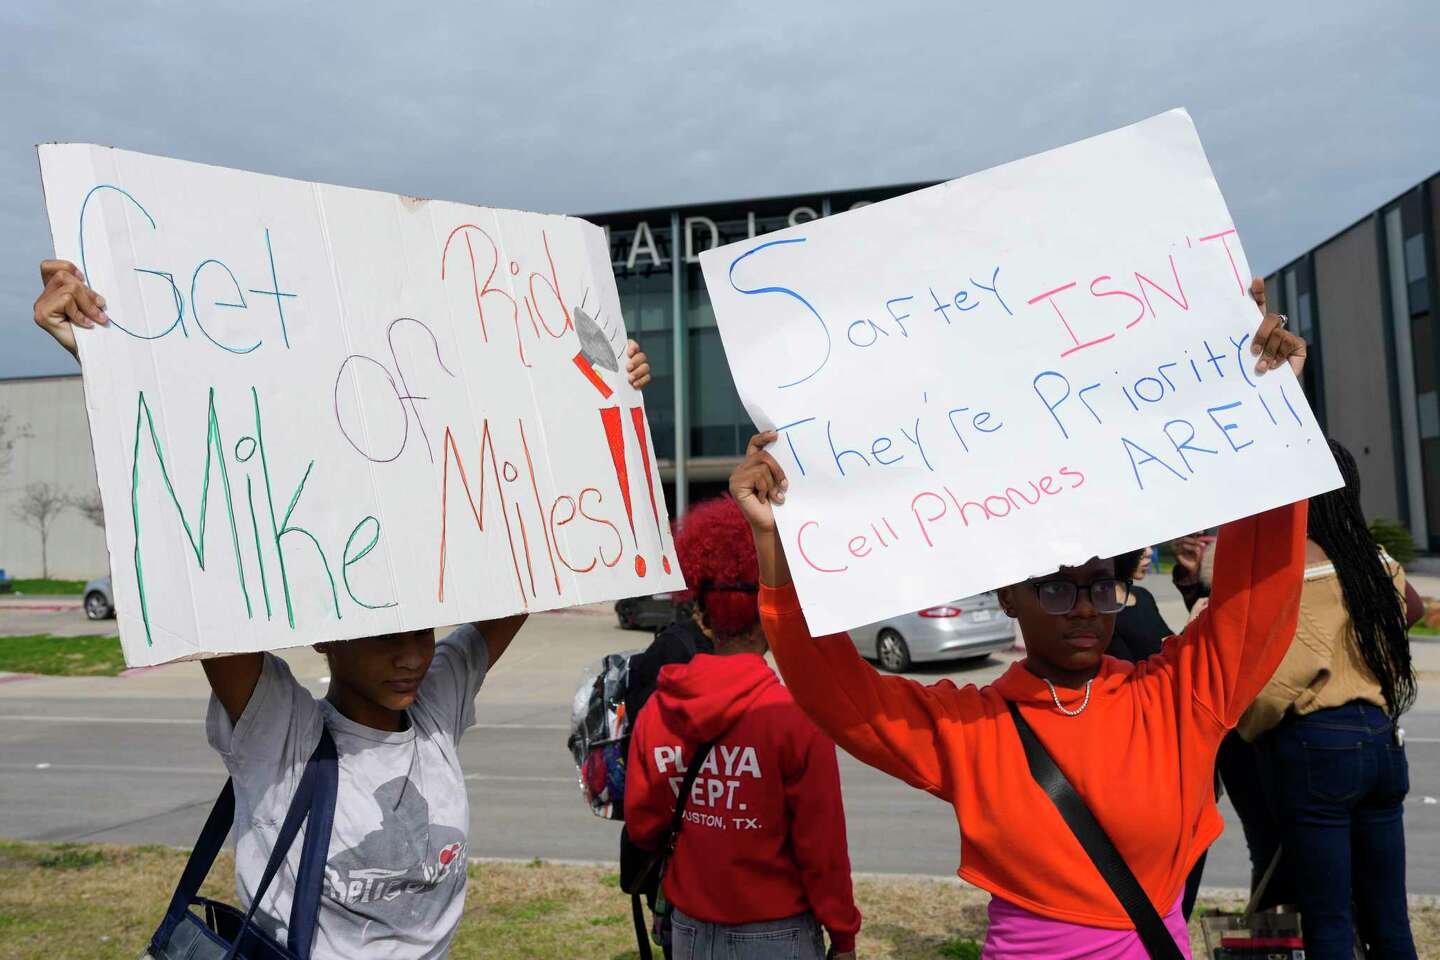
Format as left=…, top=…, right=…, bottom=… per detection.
left=39, top=144, right=682, bottom=666
left=700, top=110, right=1340, bottom=636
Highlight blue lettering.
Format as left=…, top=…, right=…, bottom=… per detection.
left=972, top=266, right=1012, bottom=316
left=1121, top=436, right=1187, bottom=491
left=728, top=239, right=830, bottom=389
left=1162, top=419, right=1218, bottom=474
left=1206, top=401, right=1254, bottom=452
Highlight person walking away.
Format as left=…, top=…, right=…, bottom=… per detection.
left=625, top=496, right=861, bottom=960
left=1238, top=438, right=1421, bottom=959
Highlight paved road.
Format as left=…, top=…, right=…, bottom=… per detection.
left=3, top=595, right=1440, bottom=894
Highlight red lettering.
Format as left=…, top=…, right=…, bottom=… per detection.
left=1134, top=254, right=1189, bottom=320
left=847, top=535, right=871, bottom=558
left=910, top=491, right=949, bottom=548
left=440, top=224, right=531, bottom=367
left=1089, top=274, right=1146, bottom=329
left=1028, top=281, right=1115, bottom=358
left=982, top=495, right=1012, bottom=518
left=1198, top=228, right=1246, bottom=295
left=548, top=495, right=596, bottom=574
left=1038, top=474, right=1060, bottom=495
left=1060, top=466, right=1086, bottom=489
left=519, top=419, right=561, bottom=595
left=437, top=423, right=526, bottom=605
left=527, top=230, right=575, bottom=339
left=579, top=487, right=624, bottom=568
left=797, top=520, right=848, bottom=574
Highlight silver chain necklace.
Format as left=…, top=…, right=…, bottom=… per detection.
left=1044, top=678, right=1092, bottom=717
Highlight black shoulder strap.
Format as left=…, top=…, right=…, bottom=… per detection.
left=630, top=740, right=717, bottom=960
left=667, top=740, right=716, bottom=845
left=1006, top=702, right=1184, bottom=960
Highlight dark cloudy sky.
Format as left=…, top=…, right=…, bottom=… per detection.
left=3, top=0, right=1437, bottom=377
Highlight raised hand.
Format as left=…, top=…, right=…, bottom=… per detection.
left=33, top=260, right=108, bottom=360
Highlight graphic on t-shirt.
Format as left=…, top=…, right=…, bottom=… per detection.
left=323, top=776, right=467, bottom=924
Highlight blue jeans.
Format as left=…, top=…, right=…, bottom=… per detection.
left=670, top=907, right=827, bottom=960
left=1257, top=702, right=1416, bottom=960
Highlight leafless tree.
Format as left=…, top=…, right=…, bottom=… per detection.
left=70, top=489, right=106, bottom=530
left=13, top=482, right=69, bottom=579
left=0, top=411, right=31, bottom=478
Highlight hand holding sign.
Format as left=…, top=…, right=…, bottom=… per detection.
left=702, top=109, right=1341, bottom=636
left=732, top=278, right=1308, bottom=589
left=36, top=144, right=683, bottom=666
left=1248, top=278, right=1307, bottom=377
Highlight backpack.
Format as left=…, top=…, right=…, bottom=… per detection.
left=566, top=619, right=709, bottom=820
left=567, top=652, right=635, bottom=820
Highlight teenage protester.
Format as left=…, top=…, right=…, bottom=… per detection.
left=1108, top=548, right=1171, bottom=664
left=32, top=260, right=652, bottom=959
left=1239, top=439, right=1421, bottom=960
left=625, top=496, right=862, bottom=960
left=732, top=281, right=1308, bottom=958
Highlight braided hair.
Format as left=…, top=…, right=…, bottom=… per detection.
left=1308, top=438, right=1417, bottom=717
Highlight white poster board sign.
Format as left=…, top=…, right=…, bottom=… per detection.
left=39, top=144, right=683, bottom=666
left=700, top=110, right=1340, bottom=637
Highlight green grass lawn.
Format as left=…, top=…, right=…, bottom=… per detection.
left=0, top=635, right=126, bottom=676
left=2, top=578, right=89, bottom=595
left=1, top=841, right=1434, bottom=958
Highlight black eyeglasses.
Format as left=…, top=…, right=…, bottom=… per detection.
left=1029, top=578, right=1132, bottom=615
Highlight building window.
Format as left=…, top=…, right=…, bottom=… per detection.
left=612, top=239, right=676, bottom=461
left=686, top=262, right=753, bottom=457
left=1405, top=233, right=1430, bottom=315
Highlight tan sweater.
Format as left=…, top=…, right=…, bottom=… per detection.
left=1238, top=555, right=1403, bottom=741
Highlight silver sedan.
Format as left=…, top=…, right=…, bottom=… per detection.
left=850, top=592, right=1016, bottom=672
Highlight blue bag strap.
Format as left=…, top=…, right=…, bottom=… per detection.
left=218, top=725, right=336, bottom=960
left=283, top=726, right=338, bottom=959
left=149, top=778, right=238, bottom=952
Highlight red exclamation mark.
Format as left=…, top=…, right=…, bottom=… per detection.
left=600, top=406, right=645, bottom=576
left=629, top=406, right=671, bottom=575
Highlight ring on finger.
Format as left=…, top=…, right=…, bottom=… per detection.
left=1275, top=313, right=1288, bottom=329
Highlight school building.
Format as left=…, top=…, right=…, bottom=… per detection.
left=2, top=172, right=1437, bottom=579
left=1261, top=170, right=1440, bottom=551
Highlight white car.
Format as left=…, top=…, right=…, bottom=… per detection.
left=850, top=592, right=1015, bottom=672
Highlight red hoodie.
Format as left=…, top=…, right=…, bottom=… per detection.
left=625, top=652, right=862, bottom=953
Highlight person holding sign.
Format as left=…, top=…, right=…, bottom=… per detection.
left=730, top=285, right=1308, bottom=959
left=33, top=259, right=653, bottom=959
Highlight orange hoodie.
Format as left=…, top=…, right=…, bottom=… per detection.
left=759, top=502, right=1305, bottom=929
left=625, top=652, right=862, bottom=951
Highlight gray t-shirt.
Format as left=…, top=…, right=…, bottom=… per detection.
left=206, top=626, right=488, bottom=959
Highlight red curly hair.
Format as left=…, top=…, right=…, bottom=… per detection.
left=673, top=495, right=759, bottom=638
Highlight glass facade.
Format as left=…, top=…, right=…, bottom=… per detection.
left=587, top=184, right=933, bottom=508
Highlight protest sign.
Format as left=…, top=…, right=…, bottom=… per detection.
left=38, top=144, right=683, bottom=666
left=700, top=109, right=1341, bottom=637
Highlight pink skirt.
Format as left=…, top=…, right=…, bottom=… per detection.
left=983, top=895, right=1191, bottom=959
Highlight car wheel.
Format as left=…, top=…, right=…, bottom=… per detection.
left=876, top=630, right=912, bottom=672
left=616, top=605, right=636, bottom=630
left=84, top=591, right=112, bottom=621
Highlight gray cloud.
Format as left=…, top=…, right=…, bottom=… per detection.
left=3, top=0, right=1437, bottom=376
